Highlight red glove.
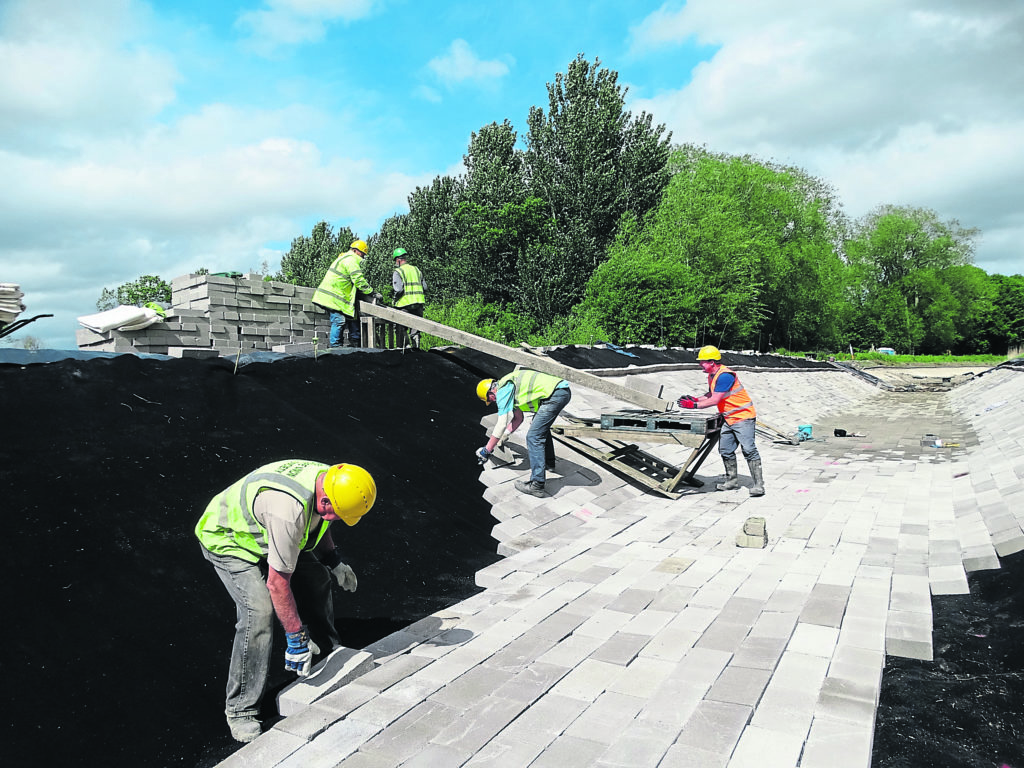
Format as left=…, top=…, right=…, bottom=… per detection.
left=678, top=396, right=698, bottom=409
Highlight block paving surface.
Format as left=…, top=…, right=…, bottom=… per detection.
left=219, top=362, right=1024, bottom=768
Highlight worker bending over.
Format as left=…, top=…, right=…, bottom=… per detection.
left=677, top=345, right=765, bottom=497
left=476, top=369, right=571, bottom=498
left=195, top=459, right=376, bottom=742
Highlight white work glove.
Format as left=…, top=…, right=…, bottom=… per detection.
left=331, top=561, right=358, bottom=592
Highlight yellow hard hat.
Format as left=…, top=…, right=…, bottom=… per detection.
left=476, top=378, right=494, bottom=402
left=350, top=239, right=368, bottom=255
left=697, top=345, right=721, bottom=361
left=322, top=464, right=376, bottom=526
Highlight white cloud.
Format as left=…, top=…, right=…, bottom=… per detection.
left=628, top=0, right=1024, bottom=275
left=0, top=0, right=432, bottom=350
left=0, top=0, right=177, bottom=150
left=237, top=0, right=377, bottom=54
left=428, top=39, right=511, bottom=87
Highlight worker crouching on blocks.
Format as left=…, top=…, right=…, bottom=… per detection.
left=476, top=369, right=571, bottom=498
left=678, top=346, right=765, bottom=497
left=195, top=459, right=376, bottom=743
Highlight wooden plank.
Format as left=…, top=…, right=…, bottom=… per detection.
left=360, top=301, right=673, bottom=411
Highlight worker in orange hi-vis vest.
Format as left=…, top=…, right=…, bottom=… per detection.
left=676, top=345, right=764, bottom=497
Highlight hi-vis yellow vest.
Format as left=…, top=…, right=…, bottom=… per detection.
left=709, top=365, right=757, bottom=425
left=394, top=264, right=424, bottom=307
left=312, top=252, right=371, bottom=315
left=496, top=369, right=564, bottom=413
left=195, top=459, right=331, bottom=563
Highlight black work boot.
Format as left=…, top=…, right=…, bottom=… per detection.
left=748, top=458, right=765, bottom=497
left=716, top=456, right=740, bottom=491
left=514, top=479, right=547, bottom=498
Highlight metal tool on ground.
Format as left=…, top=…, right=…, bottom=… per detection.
left=551, top=410, right=722, bottom=499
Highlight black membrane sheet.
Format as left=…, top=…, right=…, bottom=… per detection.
left=872, top=551, right=1024, bottom=768
left=1, top=350, right=500, bottom=766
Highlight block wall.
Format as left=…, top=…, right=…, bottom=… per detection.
left=76, top=274, right=333, bottom=356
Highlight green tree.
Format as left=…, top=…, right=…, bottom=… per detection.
left=577, top=147, right=847, bottom=349
left=522, top=55, right=672, bottom=313
left=845, top=206, right=981, bottom=353
left=980, top=273, right=1024, bottom=354
left=96, top=275, right=172, bottom=310
left=276, top=221, right=356, bottom=288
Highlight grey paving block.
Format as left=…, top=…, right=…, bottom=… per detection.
left=277, top=647, right=376, bottom=716
left=216, top=727, right=306, bottom=767
left=674, top=699, right=752, bottom=755
left=706, top=664, right=772, bottom=706
left=799, top=715, right=874, bottom=768
left=529, top=734, right=610, bottom=768
left=273, top=718, right=382, bottom=768
left=430, top=695, right=529, bottom=753
left=594, top=718, right=680, bottom=768
left=564, top=690, right=645, bottom=744
left=885, top=609, right=933, bottom=660
left=491, top=661, right=571, bottom=704
left=589, top=631, right=652, bottom=666
left=728, top=725, right=805, bottom=768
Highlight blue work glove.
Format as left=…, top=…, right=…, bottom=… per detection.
left=677, top=395, right=699, bottom=409
left=476, top=447, right=491, bottom=465
left=284, top=626, right=320, bottom=677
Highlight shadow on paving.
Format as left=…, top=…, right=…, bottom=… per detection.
left=1, top=350, right=502, bottom=767
left=873, top=551, right=1024, bottom=768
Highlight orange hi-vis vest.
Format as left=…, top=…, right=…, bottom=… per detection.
left=708, top=364, right=757, bottom=425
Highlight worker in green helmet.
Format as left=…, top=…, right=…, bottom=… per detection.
left=391, top=247, right=426, bottom=349
left=195, top=459, right=377, bottom=743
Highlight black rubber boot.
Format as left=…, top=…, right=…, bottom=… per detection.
left=716, top=456, right=740, bottom=491
left=748, top=458, right=765, bottom=497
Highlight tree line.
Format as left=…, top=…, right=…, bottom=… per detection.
left=103, top=55, right=1023, bottom=356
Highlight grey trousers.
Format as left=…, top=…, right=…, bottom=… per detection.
left=202, top=548, right=339, bottom=718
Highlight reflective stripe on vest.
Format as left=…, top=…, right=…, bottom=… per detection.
left=394, top=264, right=424, bottom=307
left=496, top=369, right=563, bottom=413
left=312, top=252, right=367, bottom=315
left=195, top=459, right=331, bottom=563
left=708, top=365, right=757, bottom=425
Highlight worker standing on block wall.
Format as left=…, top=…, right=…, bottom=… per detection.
left=195, top=459, right=376, bottom=743
left=391, top=247, right=426, bottom=349
left=677, top=345, right=765, bottom=497
left=476, top=369, right=571, bottom=499
left=312, top=239, right=376, bottom=348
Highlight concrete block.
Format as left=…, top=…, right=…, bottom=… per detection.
left=277, top=647, right=376, bottom=716
left=166, top=347, right=219, bottom=359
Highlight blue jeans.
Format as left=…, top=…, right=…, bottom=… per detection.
left=527, top=386, right=571, bottom=485
left=328, top=311, right=360, bottom=347
left=719, top=417, right=760, bottom=462
left=201, top=548, right=338, bottom=719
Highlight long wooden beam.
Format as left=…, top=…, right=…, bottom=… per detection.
left=360, top=301, right=674, bottom=411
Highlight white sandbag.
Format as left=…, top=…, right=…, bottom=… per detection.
left=77, top=305, right=149, bottom=333
left=118, top=308, right=163, bottom=331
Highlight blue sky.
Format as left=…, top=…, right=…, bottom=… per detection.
left=1, top=0, right=1022, bottom=349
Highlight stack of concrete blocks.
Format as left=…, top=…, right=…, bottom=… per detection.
left=76, top=274, right=332, bottom=356
left=736, top=515, right=768, bottom=548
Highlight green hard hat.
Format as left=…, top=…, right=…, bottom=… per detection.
left=393, top=247, right=407, bottom=260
